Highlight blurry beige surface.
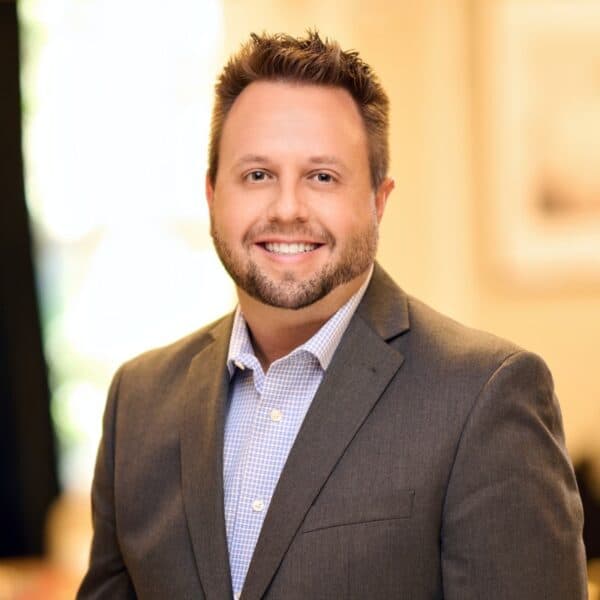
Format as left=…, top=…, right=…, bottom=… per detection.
left=589, top=559, right=600, bottom=600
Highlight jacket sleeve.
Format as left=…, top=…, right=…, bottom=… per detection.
left=441, top=351, right=588, bottom=599
left=77, top=366, right=136, bottom=599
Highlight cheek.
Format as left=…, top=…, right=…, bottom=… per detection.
left=212, top=200, right=260, bottom=240
left=316, top=201, right=374, bottom=237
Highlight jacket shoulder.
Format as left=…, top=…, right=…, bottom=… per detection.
left=363, top=264, right=523, bottom=370
left=403, top=294, right=531, bottom=382
left=406, top=295, right=521, bottom=360
left=117, top=312, right=233, bottom=383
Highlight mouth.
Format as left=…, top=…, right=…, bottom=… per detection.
left=261, top=241, right=321, bottom=255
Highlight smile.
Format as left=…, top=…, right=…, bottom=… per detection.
left=263, top=242, right=320, bottom=254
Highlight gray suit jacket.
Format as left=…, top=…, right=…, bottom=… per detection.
left=78, top=264, right=587, bottom=599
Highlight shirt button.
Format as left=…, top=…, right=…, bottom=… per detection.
left=251, top=498, right=265, bottom=512
left=270, top=408, right=283, bottom=422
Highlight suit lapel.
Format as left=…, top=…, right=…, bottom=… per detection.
left=241, top=265, right=410, bottom=599
left=180, top=315, right=234, bottom=600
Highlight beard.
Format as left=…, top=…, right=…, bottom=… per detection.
left=210, top=217, right=378, bottom=310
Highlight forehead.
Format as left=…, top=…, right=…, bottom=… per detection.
left=218, top=80, right=369, bottom=165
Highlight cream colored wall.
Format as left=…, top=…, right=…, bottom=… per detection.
left=220, top=0, right=600, bottom=465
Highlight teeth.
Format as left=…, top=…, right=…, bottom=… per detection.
left=264, top=242, right=318, bottom=254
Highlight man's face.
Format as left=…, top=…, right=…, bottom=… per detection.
left=207, top=80, right=391, bottom=310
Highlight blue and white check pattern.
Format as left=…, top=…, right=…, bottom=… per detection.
left=223, top=272, right=372, bottom=598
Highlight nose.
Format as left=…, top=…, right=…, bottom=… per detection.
left=266, top=180, right=309, bottom=223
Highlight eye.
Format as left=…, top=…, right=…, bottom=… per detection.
left=311, top=172, right=335, bottom=184
left=244, top=170, right=270, bottom=182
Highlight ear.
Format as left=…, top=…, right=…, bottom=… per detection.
left=374, top=177, right=394, bottom=223
left=205, top=171, right=215, bottom=209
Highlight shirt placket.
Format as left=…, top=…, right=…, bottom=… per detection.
left=231, top=356, right=310, bottom=592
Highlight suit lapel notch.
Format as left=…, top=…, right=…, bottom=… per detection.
left=358, top=262, right=411, bottom=341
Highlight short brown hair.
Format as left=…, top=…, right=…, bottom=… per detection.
left=208, top=30, right=390, bottom=190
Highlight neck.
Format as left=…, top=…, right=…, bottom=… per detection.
left=238, top=271, right=369, bottom=371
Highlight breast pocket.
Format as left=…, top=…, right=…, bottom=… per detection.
left=302, top=488, right=415, bottom=533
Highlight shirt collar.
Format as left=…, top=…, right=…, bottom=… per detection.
left=226, top=266, right=373, bottom=377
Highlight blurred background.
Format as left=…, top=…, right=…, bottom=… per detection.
left=1, top=0, right=599, bottom=597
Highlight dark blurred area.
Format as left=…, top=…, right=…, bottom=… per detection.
left=0, top=0, right=59, bottom=557
left=577, top=461, right=600, bottom=561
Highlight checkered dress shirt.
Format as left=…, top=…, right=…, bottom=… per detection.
left=223, top=272, right=372, bottom=598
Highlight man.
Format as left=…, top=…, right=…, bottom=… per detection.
left=78, top=31, right=587, bottom=599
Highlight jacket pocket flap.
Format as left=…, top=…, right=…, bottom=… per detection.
left=303, top=488, right=415, bottom=533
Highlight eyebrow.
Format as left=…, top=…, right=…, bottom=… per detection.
left=233, top=154, right=270, bottom=169
left=308, top=155, right=342, bottom=165
left=232, top=154, right=348, bottom=170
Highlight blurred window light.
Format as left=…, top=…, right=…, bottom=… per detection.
left=18, top=0, right=233, bottom=491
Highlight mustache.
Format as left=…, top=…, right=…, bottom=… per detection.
left=242, top=223, right=335, bottom=246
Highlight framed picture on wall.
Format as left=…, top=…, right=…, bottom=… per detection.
left=477, top=0, right=600, bottom=286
